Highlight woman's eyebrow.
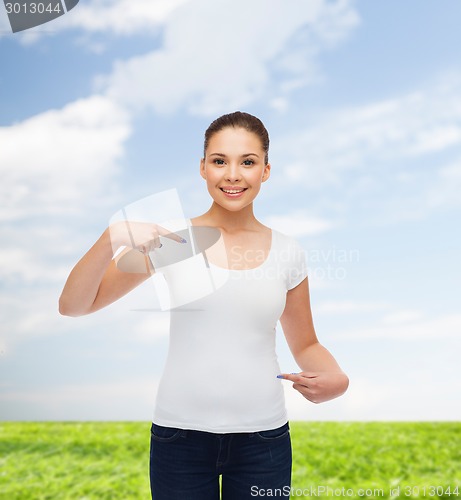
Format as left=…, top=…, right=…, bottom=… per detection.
left=209, top=153, right=260, bottom=158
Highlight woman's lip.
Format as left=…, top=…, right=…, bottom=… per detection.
left=220, top=187, right=247, bottom=198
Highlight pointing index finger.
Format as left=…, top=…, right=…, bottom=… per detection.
left=277, top=372, right=319, bottom=382
left=156, top=224, right=187, bottom=244
left=276, top=373, right=300, bottom=382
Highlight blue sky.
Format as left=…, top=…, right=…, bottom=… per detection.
left=1, top=0, right=460, bottom=421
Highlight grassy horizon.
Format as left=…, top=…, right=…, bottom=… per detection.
left=1, top=421, right=459, bottom=499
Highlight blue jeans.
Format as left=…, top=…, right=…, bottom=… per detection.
left=149, top=421, right=292, bottom=499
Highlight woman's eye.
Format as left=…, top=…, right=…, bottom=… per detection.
left=211, top=158, right=254, bottom=166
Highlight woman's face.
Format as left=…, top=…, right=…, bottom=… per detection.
left=200, top=127, right=270, bottom=212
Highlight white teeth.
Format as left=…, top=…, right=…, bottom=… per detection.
left=222, top=189, right=245, bottom=194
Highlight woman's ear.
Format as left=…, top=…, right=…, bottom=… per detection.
left=200, top=157, right=207, bottom=180
left=262, top=163, right=271, bottom=182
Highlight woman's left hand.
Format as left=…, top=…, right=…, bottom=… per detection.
left=277, top=371, right=349, bottom=404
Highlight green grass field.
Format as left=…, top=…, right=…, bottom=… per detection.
left=0, top=422, right=459, bottom=499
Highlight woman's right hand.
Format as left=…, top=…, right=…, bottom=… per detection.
left=109, top=220, right=186, bottom=254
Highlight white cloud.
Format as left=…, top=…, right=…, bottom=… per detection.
left=275, top=75, right=461, bottom=187
left=0, top=0, right=190, bottom=42
left=61, top=0, right=190, bottom=35
left=381, top=309, right=424, bottom=324
left=332, top=312, right=461, bottom=340
left=315, top=300, right=389, bottom=315
left=99, top=0, right=359, bottom=116
left=426, top=158, right=461, bottom=210
left=284, top=372, right=461, bottom=421
left=268, top=72, right=461, bottom=221
left=0, top=277, right=167, bottom=355
left=0, top=93, right=135, bottom=361
left=0, top=377, right=159, bottom=420
left=0, top=223, right=91, bottom=287
left=0, top=248, right=38, bottom=283
left=334, top=376, right=461, bottom=421
left=0, top=94, right=131, bottom=221
left=0, top=287, right=64, bottom=362
left=265, top=211, right=333, bottom=237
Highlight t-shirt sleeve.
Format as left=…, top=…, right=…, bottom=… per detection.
left=285, top=236, right=309, bottom=290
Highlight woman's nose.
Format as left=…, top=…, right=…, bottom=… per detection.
left=225, top=163, right=241, bottom=181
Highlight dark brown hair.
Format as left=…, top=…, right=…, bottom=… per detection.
left=203, top=111, right=270, bottom=165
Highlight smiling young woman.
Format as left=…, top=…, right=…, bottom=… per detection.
left=201, top=126, right=270, bottom=212
left=59, top=111, right=349, bottom=499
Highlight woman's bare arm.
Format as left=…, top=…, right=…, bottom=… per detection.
left=278, top=277, right=349, bottom=403
left=58, top=228, right=152, bottom=317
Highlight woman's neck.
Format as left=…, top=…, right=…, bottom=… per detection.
left=199, top=202, right=261, bottom=232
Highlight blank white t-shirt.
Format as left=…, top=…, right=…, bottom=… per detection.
left=152, top=222, right=308, bottom=433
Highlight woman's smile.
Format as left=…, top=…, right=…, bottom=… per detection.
left=220, top=186, right=248, bottom=197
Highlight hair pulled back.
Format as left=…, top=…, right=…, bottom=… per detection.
left=204, top=111, right=270, bottom=165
